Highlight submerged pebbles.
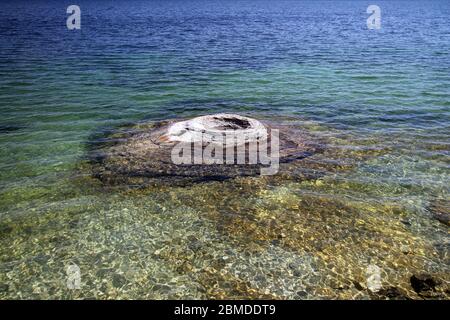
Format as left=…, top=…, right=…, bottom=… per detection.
left=1, top=114, right=447, bottom=299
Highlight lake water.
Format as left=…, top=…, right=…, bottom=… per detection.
left=0, top=0, right=449, bottom=299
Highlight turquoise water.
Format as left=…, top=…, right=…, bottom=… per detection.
left=0, top=0, right=449, bottom=299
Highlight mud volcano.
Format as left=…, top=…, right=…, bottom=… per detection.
left=88, top=114, right=324, bottom=186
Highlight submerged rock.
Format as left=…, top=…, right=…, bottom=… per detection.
left=370, top=287, right=410, bottom=300
left=428, top=199, right=450, bottom=226
left=410, top=274, right=437, bottom=294
left=87, top=114, right=325, bottom=186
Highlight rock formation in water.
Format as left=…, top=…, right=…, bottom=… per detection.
left=87, top=114, right=325, bottom=186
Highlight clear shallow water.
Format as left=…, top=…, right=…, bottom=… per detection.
left=0, top=0, right=449, bottom=299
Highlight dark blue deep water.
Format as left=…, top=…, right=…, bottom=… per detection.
left=0, top=1, right=449, bottom=299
